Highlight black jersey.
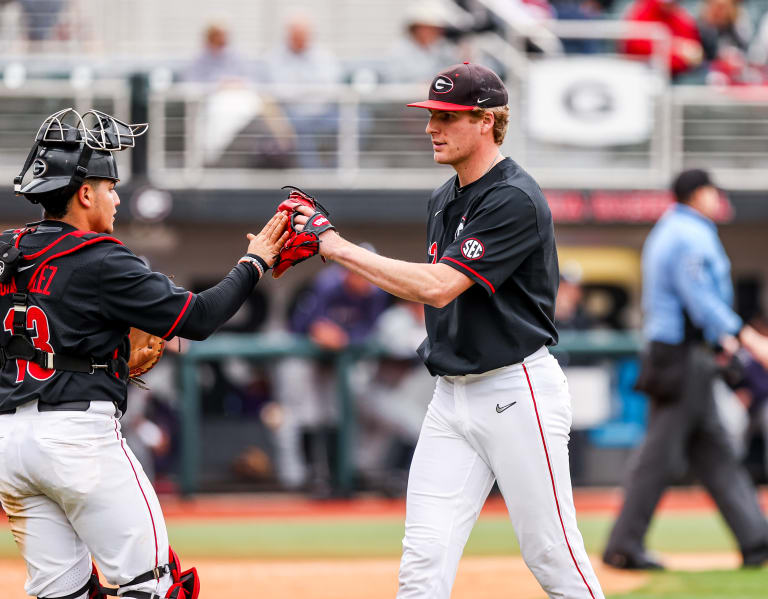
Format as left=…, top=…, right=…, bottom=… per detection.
left=417, top=158, right=559, bottom=376
left=0, top=221, right=195, bottom=412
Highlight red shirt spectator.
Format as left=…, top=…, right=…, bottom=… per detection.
left=622, top=0, right=704, bottom=77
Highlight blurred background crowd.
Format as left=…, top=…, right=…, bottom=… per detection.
left=2, top=0, right=768, bottom=500
left=5, top=0, right=768, bottom=85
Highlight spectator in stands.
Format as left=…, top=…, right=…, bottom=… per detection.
left=357, top=300, right=435, bottom=495
left=385, top=0, right=462, bottom=83
left=621, top=0, right=705, bottom=81
left=551, top=0, right=611, bottom=54
left=273, top=263, right=390, bottom=496
left=183, top=20, right=251, bottom=84
left=184, top=21, right=296, bottom=168
left=698, top=0, right=751, bottom=59
left=123, top=384, right=171, bottom=484
left=263, top=11, right=342, bottom=168
left=697, top=0, right=762, bottom=85
left=732, top=313, right=768, bottom=481
left=460, top=0, right=563, bottom=55
left=555, top=261, right=595, bottom=331
left=19, top=0, right=66, bottom=42
left=748, top=10, right=768, bottom=66
left=123, top=344, right=184, bottom=486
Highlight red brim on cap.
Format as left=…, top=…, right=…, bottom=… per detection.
left=406, top=100, right=476, bottom=111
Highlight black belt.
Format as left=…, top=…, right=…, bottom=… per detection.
left=0, top=400, right=91, bottom=415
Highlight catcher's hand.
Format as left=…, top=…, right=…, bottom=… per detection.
left=273, top=186, right=335, bottom=278
left=245, top=211, right=290, bottom=269
left=128, top=328, right=165, bottom=379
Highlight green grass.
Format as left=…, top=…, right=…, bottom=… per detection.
left=0, top=512, right=737, bottom=559
left=609, top=570, right=768, bottom=599
left=1, top=512, right=761, bottom=597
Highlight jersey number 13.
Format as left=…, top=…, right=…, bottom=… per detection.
left=3, top=306, right=56, bottom=383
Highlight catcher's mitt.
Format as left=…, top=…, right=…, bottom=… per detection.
left=273, top=186, right=335, bottom=278
left=128, top=327, right=165, bottom=380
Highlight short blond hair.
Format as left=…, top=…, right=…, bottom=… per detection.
left=469, top=106, right=509, bottom=145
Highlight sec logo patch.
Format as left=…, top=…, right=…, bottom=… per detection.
left=461, top=238, right=484, bottom=260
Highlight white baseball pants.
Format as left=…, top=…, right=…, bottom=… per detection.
left=0, top=401, right=171, bottom=599
left=397, top=346, right=604, bottom=599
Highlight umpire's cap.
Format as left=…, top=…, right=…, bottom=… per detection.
left=407, top=62, right=508, bottom=111
left=672, top=168, right=715, bottom=203
left=15, top=108, right=148, bottom=213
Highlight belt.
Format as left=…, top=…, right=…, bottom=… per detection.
left=0, top=400, right=91, bottom=415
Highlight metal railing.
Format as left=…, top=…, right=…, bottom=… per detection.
left=142, top=80, right=768, bottom=191
left=177, top=330, right=642, bottom=495
left=3, top=76, right=768, bottom=193
left=1, top=21, right=767, bottom=192
left=0, top=79, right=133, bottom=188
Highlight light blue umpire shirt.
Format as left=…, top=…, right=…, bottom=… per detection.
left=642, top=203, right=742, bottom=345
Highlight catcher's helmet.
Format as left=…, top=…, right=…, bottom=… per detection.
left=15, top=108, right=148, bottom=212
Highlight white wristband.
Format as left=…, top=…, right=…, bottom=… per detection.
left=238, top=255, right=264, bottom=278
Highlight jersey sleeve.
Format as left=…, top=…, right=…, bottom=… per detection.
left=439, top=186, right=540, bottom=295
left=97, top=245, right=196, bottom=339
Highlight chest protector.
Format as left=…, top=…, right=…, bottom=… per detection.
left=0, top=227, right=129, bottom=382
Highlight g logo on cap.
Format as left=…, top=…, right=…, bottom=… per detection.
left=433, top=76, right=454, bottom=94
left=32, top=158, right=48, bottom=178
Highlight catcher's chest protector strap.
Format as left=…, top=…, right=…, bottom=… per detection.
left=0, top=230, right=127, bottom=378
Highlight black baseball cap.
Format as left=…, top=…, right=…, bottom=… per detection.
left=407, top=62, right=508, bottom=111
left=672, top=168, right=715, bottom=203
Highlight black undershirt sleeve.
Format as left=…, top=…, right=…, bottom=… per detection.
left=176, top=262, right=259, bottom=340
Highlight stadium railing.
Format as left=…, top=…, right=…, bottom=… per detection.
left=0, top=78, right=135, bottom=187
left=177, top=330, right=642, bottom=495
left=3, top=19, right=768, bottom=191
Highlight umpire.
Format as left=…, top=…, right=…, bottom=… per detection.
left=603, top=169, right=768, bottom=570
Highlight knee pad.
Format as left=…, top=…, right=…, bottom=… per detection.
left=38, top=564, right=106, bottom=599
left=120, top=547, right=199, bottom=599
left=165, top=547, right=200, bottom=599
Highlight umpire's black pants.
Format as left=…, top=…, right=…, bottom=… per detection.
left=605, top=345, right=768, bottom=559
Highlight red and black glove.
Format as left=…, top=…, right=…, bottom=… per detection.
left=272, top=186, right=335, bottom=278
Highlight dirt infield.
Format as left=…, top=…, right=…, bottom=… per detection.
left=0, top=553, right=745, bottom=598
left=0, top=488, right=757, bottom=598
left=0, top=555, right=649, bottom=598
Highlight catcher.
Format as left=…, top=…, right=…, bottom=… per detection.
left=0, top=108, right=288, bottom=599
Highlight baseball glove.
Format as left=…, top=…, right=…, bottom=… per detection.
left=272, top=186, right=335, bottom=278
left=128, top=327, right=165, bottom=379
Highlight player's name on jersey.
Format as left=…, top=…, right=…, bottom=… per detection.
left=0, top=279, right=17, bottom=296
left=0, top=266, right=58, bottom=297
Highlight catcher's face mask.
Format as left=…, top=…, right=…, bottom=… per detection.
left=14, top=108, right=148, bottom=211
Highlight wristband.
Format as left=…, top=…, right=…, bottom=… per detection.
left=246, top=253, right=270, bottom=273
left=238, top=255, right=265, bottom=279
